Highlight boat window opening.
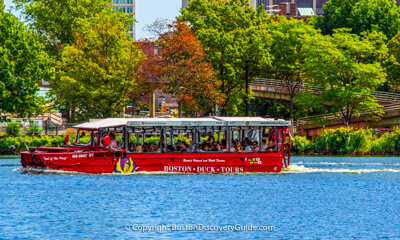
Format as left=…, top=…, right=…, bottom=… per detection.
left=75, top=130, right=92, bottom=146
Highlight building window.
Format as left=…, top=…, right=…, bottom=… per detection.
left=120, top=0, right=126, bottom=4
left=127, top=0, right=133, bottom=4
left=112, top=0, right=118, bottom=4
left=158, top=97, right=166, bottom=109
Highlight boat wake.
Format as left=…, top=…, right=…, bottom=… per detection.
left=282, top=164, right=400, bottom=173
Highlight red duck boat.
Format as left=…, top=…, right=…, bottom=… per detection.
left=20, top=117, right=291, bottom=174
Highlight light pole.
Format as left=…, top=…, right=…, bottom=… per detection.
left=245, top=60, right=249, bottom=116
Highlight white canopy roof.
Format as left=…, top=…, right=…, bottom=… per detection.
left=74, top=117, right=290, bottom=130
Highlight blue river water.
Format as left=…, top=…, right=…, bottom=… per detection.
left=1, top=156, right=400, bottom=239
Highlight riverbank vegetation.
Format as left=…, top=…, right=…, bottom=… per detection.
left=292, top=127, right=400, bottom=155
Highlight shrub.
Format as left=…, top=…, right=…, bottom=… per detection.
left=6, top=122, right=22, bottom=136
left=314, top=128, right=375, bottom=155
left=292, top=136, right=313, bottom=153
left=26, top=125, right=41, bottom=136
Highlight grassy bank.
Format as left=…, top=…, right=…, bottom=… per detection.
left=293, top=128, right=400, bottom=155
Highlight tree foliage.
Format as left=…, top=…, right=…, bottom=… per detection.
left=13, top=0, right=114, bottom=57
left=181, top=0, right=272, bottom=116
left=146, top=20, right=221, bottom=117
left=297, top=29, right=387, bottom=127
left=263, top=17, right=318, bottom=131
left=386, top=31, right=400, bottom=91
left=0, top=2, right=52, bottom=118
left=52, top=9, right=145, bottom=120
left=314, top=0, right=400, bottom=40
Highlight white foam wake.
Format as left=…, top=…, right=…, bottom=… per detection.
left=282, top=164, right=400, bottom=173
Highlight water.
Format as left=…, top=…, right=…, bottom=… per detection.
left=1, top=156, right=400, bottom=239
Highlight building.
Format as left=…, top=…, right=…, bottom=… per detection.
left=111, top=0, right=135, bottom=38
left=184, top=0, right=400, bottom=16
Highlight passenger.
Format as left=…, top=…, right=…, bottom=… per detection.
left=180, top=144, right=187, bottom=152
left=207, top=132, right=215, bottom=143
left=210, top=142, right=218, bottom=152
left=267, top=139, right=275, bottom=152
left=242, top=137, right=249, bottom=146
left=252, top=141, right=259, bottom=152
left=216, top=143, right=222, bottom=151
left=175, top=145, right=182, bottom=152
left=220, top=139, right=227, bottom=150
left=135, top=144, right=143, bottom=153
left=203, top=144, right=210, bottom=152
left=243, top=140, right=252, bottom=152
left=150, top=144, right=158, bottom=152
left=188, top=140, right=196, bottom=152
left=235, top=144, right=243, bottom=152
left=167, top=145, right=174, bottom=152
left=128, top=142, right=135, bottom=152
left=261, top=139, right=268, bottom=152
left=182, top=142, right=189, bottom=152
left=230, top=141, right=236, bottom=152
left=109, top=133, right=117, bottom=147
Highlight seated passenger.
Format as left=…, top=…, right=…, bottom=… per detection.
left=128, top=142, right=135, bottom=152
left=243, top=140, right=252, bottom=152
left=230, top=141, right=236, bottom=152
left=235, top=144, right=242, bottom=152
left=167, top=145, right=174, bottom=152
left=220, top=139, right=227, bottom=150
left=210, top=142, right=218, bottom=152
left=203, top=144, right=210, bottom=152
left=267, top=139, right=275, bottom=152
left=175, top=145, right=182, bottom=152
left=252, top=141, right=259, bottom=152
left=261, top=139, right=268, bottom=152
left=136, top=144, right=143, bottom=153
left=109, top=133, right=117, bottom=147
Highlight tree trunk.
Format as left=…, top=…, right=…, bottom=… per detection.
left=289, top=97, right=294, bottom=136
left=178, top=101, right=182, bottom=118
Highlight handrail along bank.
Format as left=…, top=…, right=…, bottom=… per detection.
left=20, top=117, right=291, bottom=174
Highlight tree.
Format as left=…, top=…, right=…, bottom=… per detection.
left=263, top=16, right=319, bottom=133
left=150, top=20, right=221, bottom=117
left=51, top=9, right=146, bottom=120
left=13, top=0, right=115, bottom=57
left=314, top=0, right=400, bottom=40
left=181, top=0, right=272, bottom=116
left=297, top=29, right=387, bottom=127
left=0, top=1, right=52, bottom=118
left=386, top=31, right=400, bottom=90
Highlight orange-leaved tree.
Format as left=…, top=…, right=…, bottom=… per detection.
left=153, top=20, right=221, bottom=117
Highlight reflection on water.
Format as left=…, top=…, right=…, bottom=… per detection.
left=1, top=156, right=400, bottom=239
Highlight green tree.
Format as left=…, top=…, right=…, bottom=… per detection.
left=52, top=9, right=146, bottom=120
left=386, top=31, right=400, bottom=90
left=0, top=1, right=51, bottom=118
left=263, top=17, right=318, bottom=132
left=13, top=0, right=115, bottom=57
left=297, top=29, right=387, bottom=127
left=314, top=0, right=400, bottom=40
left=181, top=0, right=272, bottom=116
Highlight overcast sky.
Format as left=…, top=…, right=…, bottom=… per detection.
left=3, top=0, right=182, bottom=40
